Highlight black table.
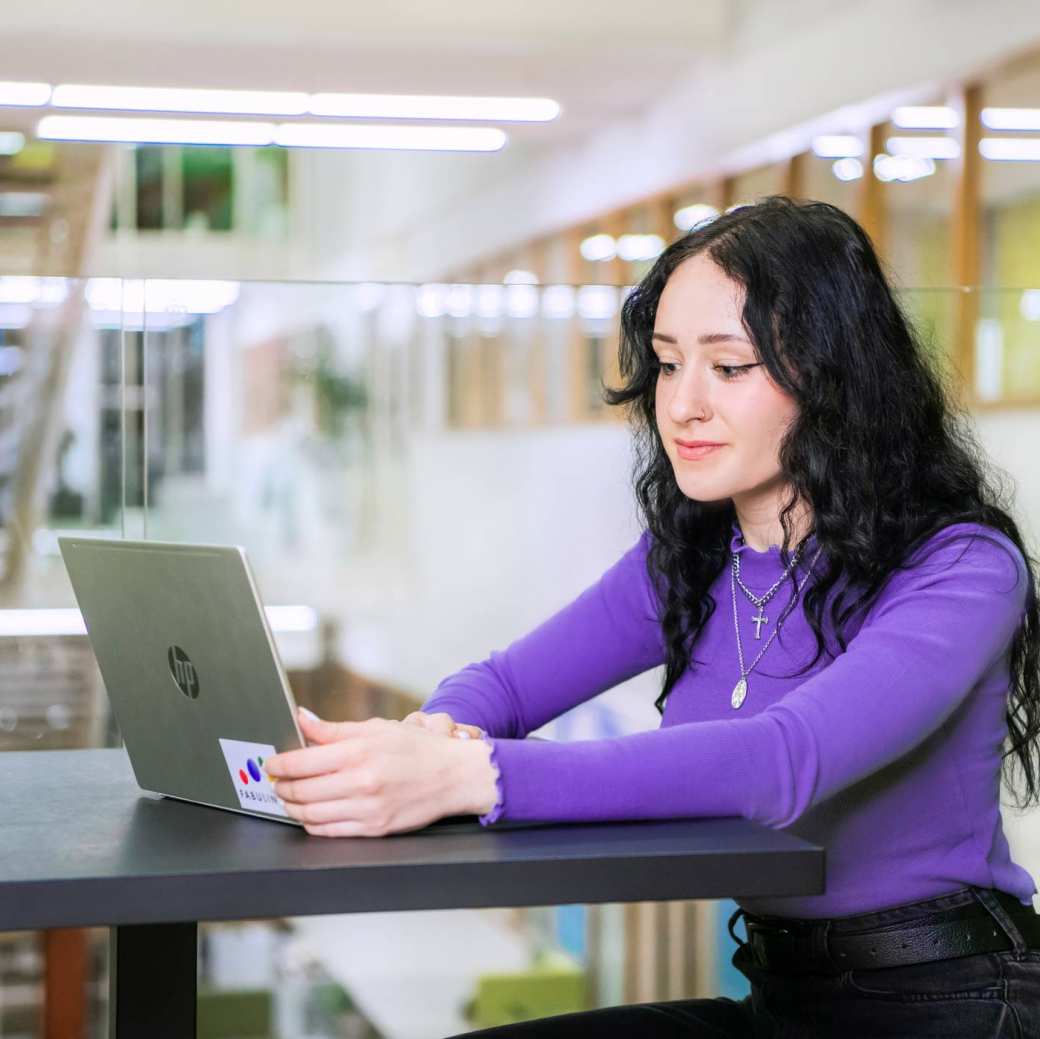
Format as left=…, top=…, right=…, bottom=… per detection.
left=0, top=749, right=824, bottom=1037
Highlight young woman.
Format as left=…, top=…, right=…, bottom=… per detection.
left=266, top=197, right=1040, bottom=1036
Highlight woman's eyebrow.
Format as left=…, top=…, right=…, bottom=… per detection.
left=651, top=332, right=751, bottom=346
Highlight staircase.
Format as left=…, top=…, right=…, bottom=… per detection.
left=0, top=141, right=114, bottom=597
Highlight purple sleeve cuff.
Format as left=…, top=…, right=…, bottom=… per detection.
left=477, top=732, right=505, bottom=826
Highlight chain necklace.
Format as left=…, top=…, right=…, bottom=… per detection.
left=733, top=542, right=804, bottom=640
left=730, top=542, right=823, bottom=709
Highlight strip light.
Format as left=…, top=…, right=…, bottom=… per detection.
left=19, top=79, right=558, bottom=122
left=273, top=123, right=506, bottom=151
left=832, top=157, right=864, bottom=181
left=886, top=136, right=960, bottom=159
left=309, top=93, right=559, bottom=122
left=0, top=605, right=317, bottom=637
left=979, top=137, right=1040, bottom=161
left=580, top=234, right=616, bottom=262
left=38, top=115, right=276, bottom=146
left=892, top=106, right=958, bottom=129
left=980, top=108, right=1040, bottom=131
left=673, top=204, right=719, bottom=231
left=38, top=115, right=508, bottom=151
left=51, top=84, right=310, bottom=116
left=0, top=81, right=51, bottom=107
left=873, top=153, right=936, bottom=182
left=811, top=134, right=864, bottom=158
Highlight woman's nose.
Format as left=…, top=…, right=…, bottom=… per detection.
left=666, top=371, right=710, bottom=424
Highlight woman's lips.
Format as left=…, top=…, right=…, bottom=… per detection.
left=676, top=442, right=725, bottom=460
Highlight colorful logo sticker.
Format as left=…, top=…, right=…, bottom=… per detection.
left=218, top=738, right=288, bottom=819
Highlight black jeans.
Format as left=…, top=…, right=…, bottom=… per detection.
left=446, top=886, right=1040, bottom=1037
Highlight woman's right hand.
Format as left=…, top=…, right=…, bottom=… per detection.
left=401, top=710, right=485, bottom=741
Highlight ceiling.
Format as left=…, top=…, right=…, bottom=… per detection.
left=0, top=1, right=740, bottom=149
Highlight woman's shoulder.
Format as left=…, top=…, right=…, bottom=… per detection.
left=906, top=520, right=1026, bottom=572
left=895, top=521, right=1031, bottom=609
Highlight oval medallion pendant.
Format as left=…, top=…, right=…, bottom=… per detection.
left=731, top=678, right=748, bottom=709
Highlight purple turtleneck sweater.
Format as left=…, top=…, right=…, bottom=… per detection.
left=421, top=519, right=1035, bottom=918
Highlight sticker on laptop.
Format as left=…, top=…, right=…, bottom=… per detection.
left=218, top=738, right=289, bottom=818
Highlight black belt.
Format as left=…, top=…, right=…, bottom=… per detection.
left=738, top=889, right=1040, bottom=974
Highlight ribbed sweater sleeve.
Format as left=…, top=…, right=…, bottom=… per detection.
left=454, top=526, right=1031, bottom=827
left=420, top=530, right=665, bottom=737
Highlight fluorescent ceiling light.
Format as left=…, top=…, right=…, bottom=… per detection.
left=273, top=123, right=506, bottom=151
left=0, top=605, right=315, bottom=637
left=0, top=131, right=25, bottom=155
left=673, top=203, right=719, bottom=232
left=0, top=81, right=51, bottom=107
left=886, top=136, right=959, bottom=159
left=51, top=84, right=309, bottom=116
left=43, top=83, right=558, bottom=123
left=832, top=157, right=864, bottom=181
left=892, top=106, right=958, bottom=129
left=580, top=233, right=616, bottom=262
left=310, top=93, right=559, bottom=122
left=980, top=107, right=1040, bottom=131
left=38, top=115, right=275, bottom=146
left=812, top=134, right=863, bottom=158
left=979, top=137, right=1040, bottom=161
left=873, top=153, right=936, bottom=182
left=38, top=114, right=510, bottom=152
left=616, top=233, right=664, bottom=262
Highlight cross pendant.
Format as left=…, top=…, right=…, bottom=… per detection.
left=752, top=606, right=768, bottom=639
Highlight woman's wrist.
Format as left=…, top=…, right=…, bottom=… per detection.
left=449, top=736, right=501, bottom=817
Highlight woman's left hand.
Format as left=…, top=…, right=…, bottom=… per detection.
left=264, top=708, right=497, bottom=837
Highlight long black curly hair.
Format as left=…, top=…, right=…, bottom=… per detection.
left=603, top=195, right=1040, bottom=809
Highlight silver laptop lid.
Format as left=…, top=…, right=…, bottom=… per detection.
left=59, top=537, right=304, bottom=822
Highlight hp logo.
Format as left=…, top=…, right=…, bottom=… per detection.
left=168, top=646, right=200, bottom=699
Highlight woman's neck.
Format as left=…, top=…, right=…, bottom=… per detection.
left=734, top=501, right=814, bottom=553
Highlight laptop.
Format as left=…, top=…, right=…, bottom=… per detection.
left=58, top=536, right=516, bottom=832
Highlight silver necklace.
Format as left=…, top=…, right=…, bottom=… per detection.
left=730, top=544, right=823, bottom=709
left=733, top=544, right=804, bottom=639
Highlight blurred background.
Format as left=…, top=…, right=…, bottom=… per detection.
left=3, top=1, right=1040, bottom=1035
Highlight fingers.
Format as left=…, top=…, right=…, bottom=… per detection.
left=401, top=711, right=455, bottom=736
left=266, top=739, right=360, bottom=780
left=296, top=709, right=372, bottom=746
left=280, top=795, right=379, bottom=827
left=400, top=711, right=484, bottom=741
left=272, top=770, right=368, bottom=805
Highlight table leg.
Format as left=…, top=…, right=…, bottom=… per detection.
left=108, top=922, right=197, bottom=1038
left=44, top=928, right=88, bottom=1039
